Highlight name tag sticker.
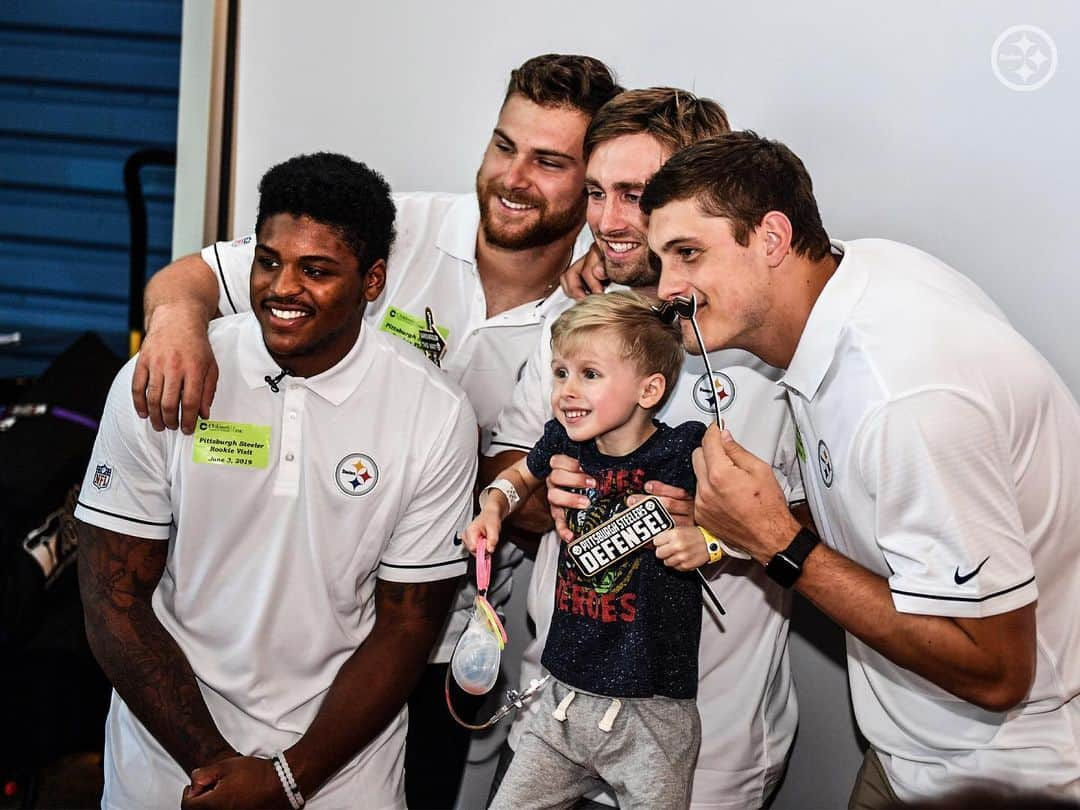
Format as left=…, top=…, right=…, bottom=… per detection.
left=379, top=306, right=449, bottom=357
left=567, top=496, right=675, bottom=577
left=193, top=419, right=271, bottom=468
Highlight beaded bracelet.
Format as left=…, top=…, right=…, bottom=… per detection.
left=271, top=751, right=305, bottom=809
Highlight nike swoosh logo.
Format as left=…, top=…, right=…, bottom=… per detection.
left=954, top=556, right=991, bottom=585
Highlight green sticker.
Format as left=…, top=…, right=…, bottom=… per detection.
left=795, top=427, right=807, bottom=463
left=193, top=419, right=271, bottom=468
left=379, top=306, right=449, bottom=357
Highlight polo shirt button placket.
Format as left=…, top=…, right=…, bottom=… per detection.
left=274, top=386, right=305, bottom=496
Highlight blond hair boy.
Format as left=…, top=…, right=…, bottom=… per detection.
left=465, top=291, right=709, bottom=810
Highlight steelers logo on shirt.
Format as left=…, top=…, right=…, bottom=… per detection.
left=336, top=453, right=379, bottom=496
left=692, top=371, right=736, bottom=415
left=817, top=440, right=833, bottom=488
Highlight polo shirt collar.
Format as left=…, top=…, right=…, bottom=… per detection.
left=780, top=240, right=867, bottom=401
left=237, top=314, right=374, bottom=405
left=435, top=193, right=594, bottom=270
left=436, top=194, right=481, bottom=264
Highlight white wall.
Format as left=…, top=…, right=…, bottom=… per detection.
left=228, top=0, right=1079, bottom=397
left=217, top=2, right=1079, bottom=806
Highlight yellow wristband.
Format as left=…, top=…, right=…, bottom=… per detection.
left=699, top=526, right=724, bottom=564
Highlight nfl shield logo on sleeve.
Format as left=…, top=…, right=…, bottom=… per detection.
left=93, top=463, right=113, bottom=490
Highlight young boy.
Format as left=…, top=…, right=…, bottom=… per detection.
left=464, top=291, right=709, bottom=810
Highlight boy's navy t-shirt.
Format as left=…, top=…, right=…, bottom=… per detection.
left=526, top=418, right=706, bottom=699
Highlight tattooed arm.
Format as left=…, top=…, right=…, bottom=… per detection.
left=182, top=576, right=458, bottom=806
left=77, top=521, right=236, bottom=773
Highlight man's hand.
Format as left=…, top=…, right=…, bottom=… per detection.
left=546, top=456, right=697, bottom=541
left=133, top=302, right=218, bottom=434
left=654, top=526, right=710, bottom=571
left=560, top=244, right=607, bottom=300
left=692, top=426, right=801, bottom=564
left=181, top=756, right=288, bottom=809
left=134, top=251, right=223, bottom=434
left=545, top=455, right=594, bottom=542
left=627, top=481, right=695, bottom=527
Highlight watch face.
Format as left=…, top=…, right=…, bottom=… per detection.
left=766, top=529, right=820, bottom=588
left=766, top=553, right=800, bottom=588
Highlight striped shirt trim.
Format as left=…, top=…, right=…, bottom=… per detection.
left=76, top=500, right=173, bottom=528
left=487, top=439, right=533, bottom=453
left=891, top=575, right=1036, bottom=604
left=214, top=243, right=238, bottom=315
left=381, top=558, right=466, bottom=570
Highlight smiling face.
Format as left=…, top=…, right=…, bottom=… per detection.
left=475, top=93, right=590, bottom=250
left=550, top=329, right=664, bottom=456
left=585, top=131, right=668, bottom=287
left=251, top=213, right=385, bottom=377
left=650, top=197, right=772, bottom=357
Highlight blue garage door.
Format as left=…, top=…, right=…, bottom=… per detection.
left=0, top=0, right=182, bottom=377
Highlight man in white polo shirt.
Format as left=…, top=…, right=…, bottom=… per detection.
left=76, top=153, right=478, bottom=809
left=645, top=132, right=1080, bottom=806
left=484, top=90, right=805, bottom=809
left=129, top=54, right=622, bottom=807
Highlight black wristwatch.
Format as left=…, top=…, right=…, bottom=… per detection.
left=765, top=528, right=820, bottom=588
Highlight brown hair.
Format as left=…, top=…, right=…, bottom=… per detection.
left=550, top=291, right=684, bottom=409
left=504, top=54, right=623, bottom=118
left=640, top=131, right=832, bottom=261
left=583, top=87, right=731, bottom=160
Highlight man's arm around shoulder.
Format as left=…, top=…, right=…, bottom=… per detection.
left=134, top=252, right=221, bottom=434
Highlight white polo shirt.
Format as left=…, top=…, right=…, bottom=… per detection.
left=75, top=314, right=477, bottom=810
left=206, top=192, right=592, bottom=659
left=781, top=238, right=1080, bottom=801
left=489, top=288, right=804, bottom=809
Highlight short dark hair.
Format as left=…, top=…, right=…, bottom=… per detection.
left=504, top=54, right=623, bottom=118
left=255, top=152, right=396, bottom=269
left=584, top=87, right=731, bottom=160
left=641, top=132, right=832, bottom=261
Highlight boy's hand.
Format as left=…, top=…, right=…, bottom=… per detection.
left=654, top=527, right=710, bottom=571
left=462, top=503, right=504, bottom=554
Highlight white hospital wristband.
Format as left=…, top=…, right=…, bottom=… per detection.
left=481, top=478, right=520, bottom=514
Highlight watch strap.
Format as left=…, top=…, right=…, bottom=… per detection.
left=765, top=527, right=820, bottom=588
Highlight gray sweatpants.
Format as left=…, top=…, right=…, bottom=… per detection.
left=490, top=679, right=700, bottom=810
